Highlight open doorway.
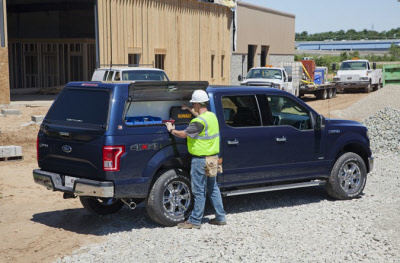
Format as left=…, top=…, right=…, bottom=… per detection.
left=247, top=45, right=257, bottom=72
left=260, top=45, right=269, bottom=67
left=7, top=0, right=96, bottom=93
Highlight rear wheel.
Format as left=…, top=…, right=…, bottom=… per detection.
left=332, top=88, right=337, bottom=98
left=317, top=89, right=328, bottom=100
left=327, top=88, right=333, bottom=99
left=79, top=197, right=124, bottom=215
left=326, top=152, right=367, bottom=200
left=146, top=169, right=192, bottom=226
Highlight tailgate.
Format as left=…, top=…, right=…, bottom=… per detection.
left=38, top=87, right=111, bottom=180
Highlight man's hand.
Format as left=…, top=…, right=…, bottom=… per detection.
left=181, top=104, right=192, bottom=111
left=165, top=122, right=175, bottom=133
left=182, top=104, right=198, bottom=117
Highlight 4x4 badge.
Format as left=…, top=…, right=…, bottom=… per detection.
left=62, top=145, right=72, bottom=153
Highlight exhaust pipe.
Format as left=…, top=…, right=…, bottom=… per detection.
left=121, top=199, right=137, bottom=210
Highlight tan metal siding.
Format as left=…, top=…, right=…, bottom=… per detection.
left=235, top=3, right=295, bottom=56
left=0, top=0, right=9, bottom=104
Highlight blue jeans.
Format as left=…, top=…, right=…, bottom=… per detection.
left=188, top=157, right=226, bottom=225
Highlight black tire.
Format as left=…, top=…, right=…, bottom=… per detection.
left=364, top=82, right=372, bottom=93
left=332, top=88, right=337, bottom=98
left=327, top=88, right=333, bottom=99
left=326, top=152, right=367, bottom=200
left=317, top=89, right=328, bottom=100
left=79, top=197, right=124, bottom=215
left=146, top=169, right=192, bottom=226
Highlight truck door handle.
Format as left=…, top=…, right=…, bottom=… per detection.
left=227, top=139, right=239, bottom=145
left=275, top=136, right=287, bottom=142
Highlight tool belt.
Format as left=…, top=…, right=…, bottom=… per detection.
left=205, top=156, right=223, bottom=177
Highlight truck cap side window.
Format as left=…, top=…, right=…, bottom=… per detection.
left=264, top=95, right=312, bottom=130
left=221, top=95, right=261, bottom=127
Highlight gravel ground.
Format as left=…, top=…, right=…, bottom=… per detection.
left=57, top=97, right=400, bottom=263
left=57, top=153, right=400, bottom=263
left=332, top=85, right=400, bottom=121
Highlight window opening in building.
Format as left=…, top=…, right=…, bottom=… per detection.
left=211, top=55, right=215, bottom=79
left=221, top=55, right=225, bottom=78
left=128, top=53, right=141, bottom=65
left=155, top=54, right=165, bottom=69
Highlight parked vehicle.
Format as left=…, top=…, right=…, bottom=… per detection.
left=333, top=59, right=383, bottom=93
left=298, top=60, right=337, bottom=100
left=91, top=66, right=169, bottom=82
left=33, top=81, right=373, bottom=226
left=239, top=67, right=299, bottom=97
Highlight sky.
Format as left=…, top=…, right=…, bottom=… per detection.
left=242, top=0, right=400, bottom=34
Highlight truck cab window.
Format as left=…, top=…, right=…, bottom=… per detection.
left=267, top=96, right=312, bottom=130
left=221, top=95, right=261, bottom=127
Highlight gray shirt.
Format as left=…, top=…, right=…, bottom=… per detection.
left=185, top=122, right=204, bottom=138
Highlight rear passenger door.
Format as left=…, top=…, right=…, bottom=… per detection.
left=216, top=94, right=283, bottom=187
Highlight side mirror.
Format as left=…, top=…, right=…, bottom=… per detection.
left=288, top=76, right=292, bottom=82
left=238, top=75, right=242, bottom=81
left=372, top=62, right=377, bottom=70
left=315, top=114, right=325, bottom=131
left=332, top=63, right=337, bottom=71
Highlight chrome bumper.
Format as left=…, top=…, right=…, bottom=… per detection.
left=33, top=169, right=114, bottom=198
left=368, top=157, right=374, bottom=172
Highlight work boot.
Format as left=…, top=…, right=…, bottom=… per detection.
left=208, top=218, right=227, bottom=226
left=177, top=221, right=201, bottom=229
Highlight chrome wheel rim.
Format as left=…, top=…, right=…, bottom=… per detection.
left=339, top=161, right=362, bottom=194
left=163, top=181, right=191, bottom=217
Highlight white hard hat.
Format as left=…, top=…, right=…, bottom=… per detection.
left=190, top=90, right=209, bottom=103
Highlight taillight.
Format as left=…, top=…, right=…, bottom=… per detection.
left=103, top=146, right=125, bottom=171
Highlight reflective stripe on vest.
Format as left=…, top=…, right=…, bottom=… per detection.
left=187, top=111, right=220, bottom=156
left=192, top=115, right=220, bottom=140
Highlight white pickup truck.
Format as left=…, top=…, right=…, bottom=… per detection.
left=239, top=67, right=299, bottom=97
left=91, top=67, right=169, bottom=82
left=333, top=59, right=383, bottom=93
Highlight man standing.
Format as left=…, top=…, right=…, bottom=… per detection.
left=165, top=89, right=226, bottom=229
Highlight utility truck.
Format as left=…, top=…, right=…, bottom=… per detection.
left=33, top=81, right=373, bottom=226
left=333, top=59, right=382, bottom=93
left=239, top=67, right=299, bottom=97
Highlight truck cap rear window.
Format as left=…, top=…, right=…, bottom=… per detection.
left=46, top=88, right=110, bottom=126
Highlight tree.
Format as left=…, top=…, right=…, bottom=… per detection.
left=389, top=44, right=400, bottom=59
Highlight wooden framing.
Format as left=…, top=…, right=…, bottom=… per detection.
left=8, top=38, right=96, bottom=90
left=97, top=0, right=232, bottom=84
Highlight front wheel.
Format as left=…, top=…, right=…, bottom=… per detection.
left=79, top=197, right=124, bottom=215
left=146, top=169, right=192, bottom=226
left=326, top=152, right=367, bottom=200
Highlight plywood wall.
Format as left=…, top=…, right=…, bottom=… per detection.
left=0, top=0, right=9, bottom=104
left=97, top=0, right=231, bottom=84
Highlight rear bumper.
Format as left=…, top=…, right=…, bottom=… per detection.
left=368, top=156, right=374, bottom=172
left=33, top=169, right=114, bottom=198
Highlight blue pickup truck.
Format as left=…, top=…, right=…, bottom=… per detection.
left=33, top=81, right=373, bottom=226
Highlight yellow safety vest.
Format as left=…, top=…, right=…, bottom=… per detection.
left=187, top=111, right=220, bottom=156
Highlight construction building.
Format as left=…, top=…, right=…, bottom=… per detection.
left=231, top=2, right=295, bottom=84
left=0, top=0, right=295, bottom=104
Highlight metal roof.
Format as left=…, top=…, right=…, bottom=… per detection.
left=296, top=39, right=400, bottom=51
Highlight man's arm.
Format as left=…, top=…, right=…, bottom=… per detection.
left=171, top=129, right=187, bottom=138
